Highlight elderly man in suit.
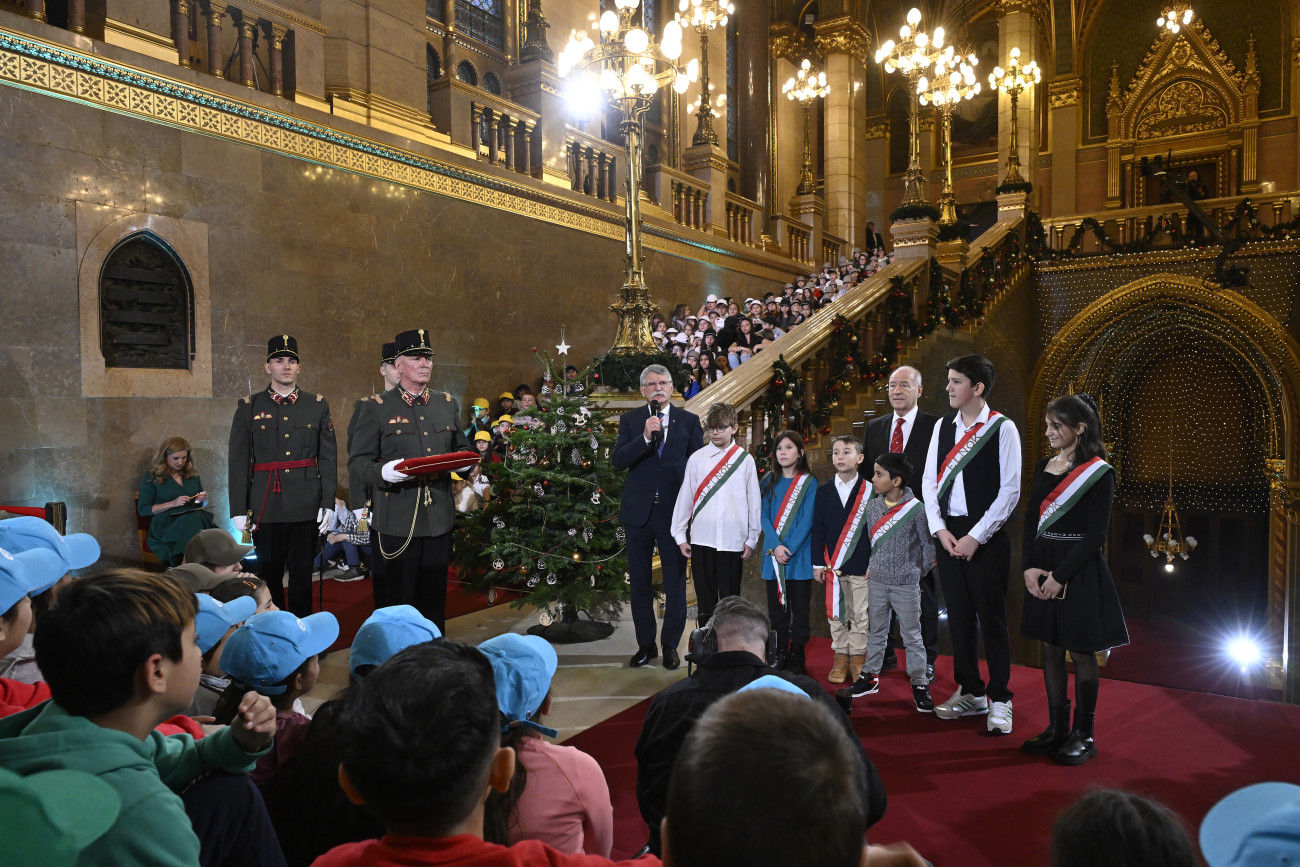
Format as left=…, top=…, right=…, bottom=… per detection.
left=865, top=365, right=940, bottom=682
left=613, top=364, right=704, bottom=670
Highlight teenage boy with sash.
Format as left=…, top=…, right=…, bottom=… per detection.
left=922, top=354, right=1022, bottom=734
left=837, top=452, right=936, bottom=711
left=811, top=435, right=873, bottom=685
left=670, top=402, right=762, bottom=631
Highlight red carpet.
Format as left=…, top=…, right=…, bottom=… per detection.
left=564, top=637, right=1300, bottom=864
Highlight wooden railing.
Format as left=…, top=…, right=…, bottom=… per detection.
left=564, top=126, right=622, bottom=202
left=724, top=192, right=759, bottom=247
left=1039, top=190, right=1298, bottom=253
left=684, top=217, right=1030, bottom=460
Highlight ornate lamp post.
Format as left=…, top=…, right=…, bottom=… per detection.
left=689, top=84, right=725, bottom=141
left=875, top=8, right=947, bottom=207
left=919, top=49, right=980, bottom=226
left=782, top=59, right=829, bottom=196
left=558, top=0, right=697, bottom=354
left=988, top=46, right=1039, bottom=187
left=677, top=0, right=734, bottom=147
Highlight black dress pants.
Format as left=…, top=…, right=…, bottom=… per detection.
left=766, top=578, right=812, bottom=649
left=692, top=545, right=743, bottom=627
left=253, top=521, right=317, bottom=618
left=376, top=532, right=450, bottom=633
left=625, top=499, right=688, bottom=650
left=934, top=516, right=1013, bottom=702
left=181, top=773, right=287, bottom=867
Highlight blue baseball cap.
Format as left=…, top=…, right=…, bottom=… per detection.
left=0, top=546, right=66, bottom=614
left=1201, top=782, right=1300, bottom=867
left=220, top=610, right=338, bottom=695
left=478, top=633, right=558, bottom=738
left=0, top=766, right=121, bottom=867
left=349, top=605, right=441, bottom=680
left=738, top=675, right=811, bottom=699
left=194, top=594, right=257, bottom=656
left=0, top=517, right=99, bottom=572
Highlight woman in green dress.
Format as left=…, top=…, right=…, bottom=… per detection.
left=138, top=437, right=215, bottom=566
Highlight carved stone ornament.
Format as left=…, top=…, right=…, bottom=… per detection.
left=1048, top=77, right=1080, bottom=109
left=992, top=0, right=1050, bottom=34
left=813, top=16, right=870, bottom=65
left=864, top=114, right=888, bottom=139
left=770, top=22, right=814, bottom=64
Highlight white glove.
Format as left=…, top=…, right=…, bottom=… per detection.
left=317, top=508, right=331, bottom=534
left=382, top=460, right=411, bottom=483
left=233, top=515, right=250, bottom=533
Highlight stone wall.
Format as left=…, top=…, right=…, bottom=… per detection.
left=0, top=82, right=788, bottom=566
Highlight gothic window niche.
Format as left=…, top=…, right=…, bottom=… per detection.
left=76, top=205, right=212, bottom=399
left=99, top=234, right=194, bottom=371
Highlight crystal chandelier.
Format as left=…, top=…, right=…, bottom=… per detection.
left=1157, top=3, right=1194, bottom=34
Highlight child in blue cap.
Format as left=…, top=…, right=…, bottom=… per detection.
left=349, top=605, right=442, bottom=682
left=215, top=609, right=338, bottom=789
left=478, top=633, right=614, bottom=857
left=188, top=594, right=257, bottom=718
left=0, top=546, right=66, bottom=714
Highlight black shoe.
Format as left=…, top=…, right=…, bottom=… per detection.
left=663, top=648, right=680, bottom=670
left=925, top=664, right=936, bottom=683
left=1054, top=709, right=1096, bottom=766
left=782, top=645, right=807, bottom=676
left=912, top=684, right=935, bottom=713
left=630, top=645, right=658, bottom=668
left=1021, top=702, right=1071, bottom=756
left=769, top=649, right=787, bottom=670
left=836, top=672, right=880, bottom=701
left=880, top=654, right=899, bottom=672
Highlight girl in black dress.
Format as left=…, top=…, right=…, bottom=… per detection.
left=1020, top=394, right=1129, bottom=766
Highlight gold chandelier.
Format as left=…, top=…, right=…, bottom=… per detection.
left=1143, top=451, right=1198, bottom=571
left=1156, top=3, right=1193, bottom=35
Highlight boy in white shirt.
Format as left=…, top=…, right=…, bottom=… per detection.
left=671, top=402, right=762, bottom=631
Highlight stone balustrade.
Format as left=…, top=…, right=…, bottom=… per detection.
left=822, top=231, right=846, bottom=268
left=770, top=214, right=814, bottom=265
left=724, top=192, right=759, bottom=247
left=427, top=79, right=539, bottom=176
left=563, top=126, right=621, bottom=202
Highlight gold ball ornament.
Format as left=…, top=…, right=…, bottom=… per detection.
left=784, top=388, right=795, bottom=400
left=539, top=458, right=552, bottom=469
left=571, top=551, right=584, bottom=562
left=581, top=459, right=593, bottom=470
left=517, top=564, right=530, bottom=574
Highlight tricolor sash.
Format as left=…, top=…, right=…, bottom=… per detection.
left=770, top=473, right=812, bottom=605
left=1036, top=457, right=1112, bottom=538
left=869, top=497, right=926, bottom=553
left=824, top=480, right=871, bottom=622
left=690, top=444, right=746, bottom=521
left=936, top=411, right=1007, bottom=499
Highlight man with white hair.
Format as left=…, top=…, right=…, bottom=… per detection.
left=613, top=364, right=704, bottom=670
left=865, top=365, right=941, bottom=681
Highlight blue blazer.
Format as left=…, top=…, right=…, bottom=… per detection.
left=810, top=476, right=872, bottom=576
left=760, top=474, right=819, bottom=582
left=613, top=404, right=704, bottom=527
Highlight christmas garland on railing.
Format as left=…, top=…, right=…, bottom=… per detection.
left=995, top=180, right=1034, bottom=195
left=889, top=202, right=942, bottom=223
left=756, top=355, right=810, bottom=476
left=588, top=350, right=688, bottom=393
left=1026, top=210, right=1048, bottom=259
left=922, top=257, right=953, bottom=334
left=936, top=220, right=972, bottom=243
left=809, top=315, right=860, bottom=433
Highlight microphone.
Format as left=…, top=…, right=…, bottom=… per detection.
left=649, top=399, right=662, bottom=448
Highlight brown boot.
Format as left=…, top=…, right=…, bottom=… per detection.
left=848, top=654, right=866, bottom=682
left=828, top=653, right=850, bottom=683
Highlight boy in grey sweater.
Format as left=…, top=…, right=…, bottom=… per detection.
left=838, top=452, right=937, bottom=712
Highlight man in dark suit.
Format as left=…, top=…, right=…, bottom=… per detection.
left=866, top=221, right=886, bottom=253
left=613, top=363, right=704, bottom=670
left=865, top=365, right=940, bottom=680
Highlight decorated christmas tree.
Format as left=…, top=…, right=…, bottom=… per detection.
left=455, top=350, right=629, bottom=642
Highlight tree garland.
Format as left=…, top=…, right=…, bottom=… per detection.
left=588, top=350, right=688, bottom=394
left=921, top=257, right=952, bottom=334
left=995, top=180, right=1034, bottom=195
left=809, top=316, right=860, bottom=433
left=889, top=202, right=942, bottom=223
left=936, top=220, right=971, bottom=243
left=756, top=355, right=810, bottom=476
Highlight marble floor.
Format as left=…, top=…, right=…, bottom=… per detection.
left=301, top=600, right=694, bottom=741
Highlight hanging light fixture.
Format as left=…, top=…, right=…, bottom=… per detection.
left=1156, top=3, right=1194, bottom=35
left=1143, top=447, right=1198, bottom=571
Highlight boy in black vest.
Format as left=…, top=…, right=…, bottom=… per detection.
left=921, top=355, right=1022, bottom=734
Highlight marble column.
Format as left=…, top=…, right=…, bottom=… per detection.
left=25, top=0, right=45, bottom=23
left=206, top=1, right=227, bottom=78
left=1047, top=77, right=1080, bottom=217
left=238, top=13, right=257, bottom=88
left=270, top=24, right=287, bottom=97
left=814, top=17, right=870, bottom=251
left=174, top=0, right=191, bottom=68
left=864, top=114, right=888, bottom=231
left=68, top=0, right=86, bottom=34
left=735, top=10, right=772, bottom=213
left=994, top=1, right=1042, bottom=207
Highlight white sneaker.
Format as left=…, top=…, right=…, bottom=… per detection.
left=987, top=700, right=1013, bottom=734
left=934, top=688, right=989, bottom=720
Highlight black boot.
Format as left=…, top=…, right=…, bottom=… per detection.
left=1054, top=709, right=1097, bottom=766
left=769, top=647, right=787, bottom=670
left=782, top=643, right=807, bottom=675
left=1020, top=702, right=1070, bottom=756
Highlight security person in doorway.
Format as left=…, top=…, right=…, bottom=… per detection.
left=347, top=328, right=470, bottom=630
left=229, top=334, right=337, bottom=616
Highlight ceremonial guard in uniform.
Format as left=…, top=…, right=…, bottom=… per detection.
left=347, top=329, right=470, bottom=630
left=347, top=342, right=401, bottom=591
left=229, top=335, right=337, bottom=617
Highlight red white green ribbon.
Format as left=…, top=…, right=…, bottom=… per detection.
left=690, top=444, right=745, bottom=520
left=771, top=473, right=811, bottom=605
left=1036, top=457, right=1112, bottom=538
left=824, top=480, right=870, bottom=622
left=936, top=412, right=1006, bottom=499
left=869, top=497, right=925, bottom=553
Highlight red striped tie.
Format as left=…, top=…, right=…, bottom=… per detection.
left=890, top=417, right=905, bottom=453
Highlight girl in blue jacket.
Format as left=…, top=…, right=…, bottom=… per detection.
left=760, top=430, right=819, bottom=674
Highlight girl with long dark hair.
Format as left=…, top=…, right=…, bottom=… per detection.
left=759, top=431, right=819, bottom=674
left=1020, top=393, right=1128, bottom=766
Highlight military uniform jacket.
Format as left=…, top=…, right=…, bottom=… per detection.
left=347, top=386, right=471, bottom=539
left=228, top=387, right=338, bottom=524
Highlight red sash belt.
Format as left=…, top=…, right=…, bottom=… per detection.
left=253, top=459, right=317, bottom=494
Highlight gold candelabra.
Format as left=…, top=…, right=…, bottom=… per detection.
left=782, top=59, right=829, bottom=197
left=919, top=48, right=980, bottom=226
left=557, top=0, right=698, bottom=354
left=988, top=46, right=1039, bottom=187
left=875, top=8, right=948, bottom=207
left=676, top=0, right=733, bottom=147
